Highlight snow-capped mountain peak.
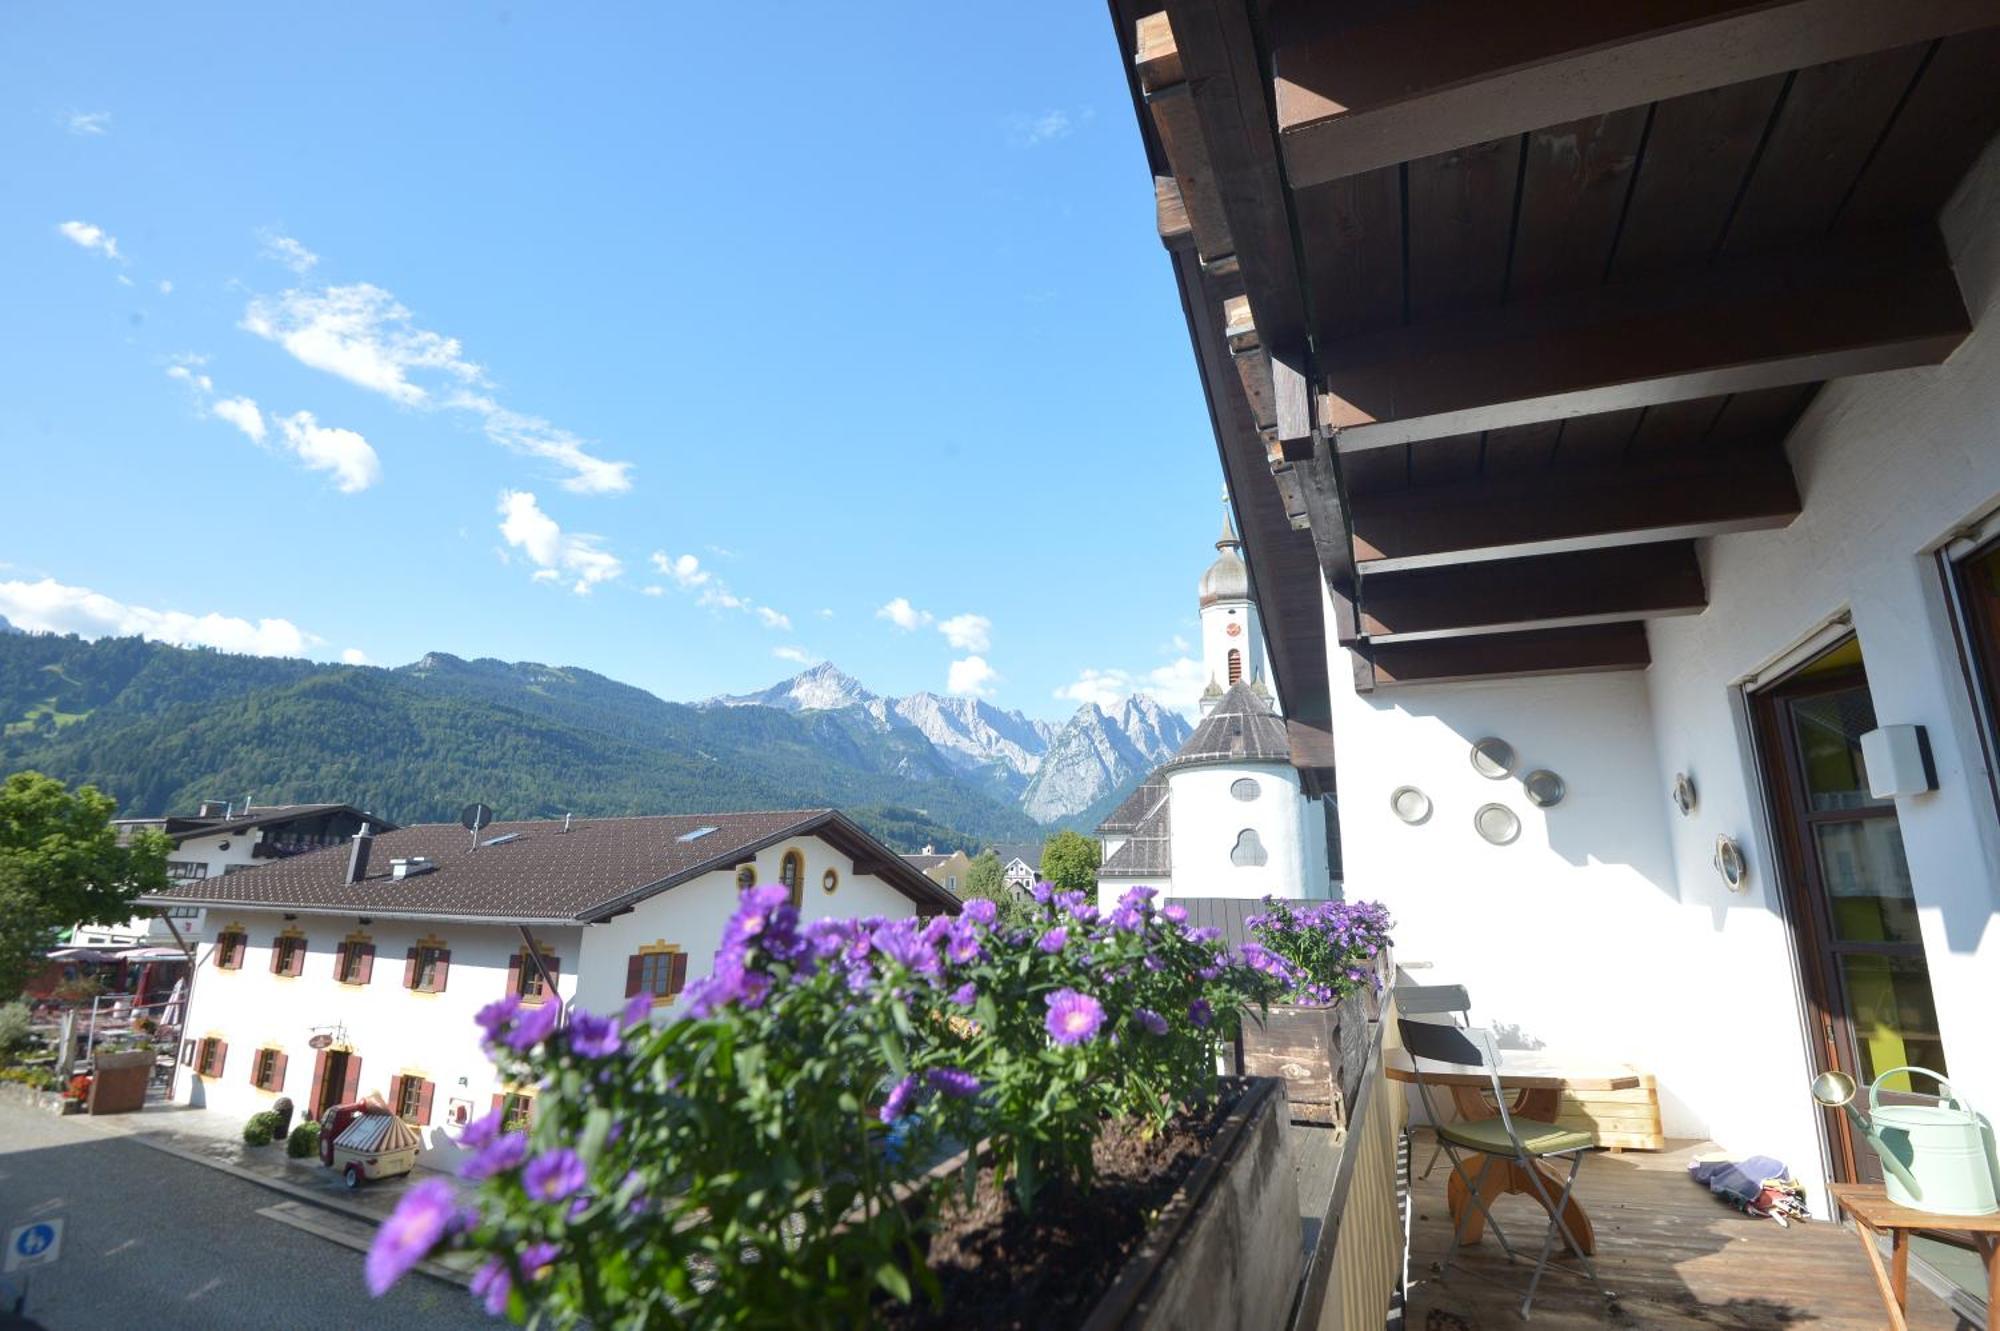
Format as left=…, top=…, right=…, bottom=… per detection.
left=705, top=661, right=877, bottom=712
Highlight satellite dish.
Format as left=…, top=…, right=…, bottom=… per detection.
left=460, top=802, right=495, bottom=833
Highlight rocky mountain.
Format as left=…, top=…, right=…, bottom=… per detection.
left=703, top=666, right=1189, bottom=824
left=1020, top=696, right=1193, bottom=824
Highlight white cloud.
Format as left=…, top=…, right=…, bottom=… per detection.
left=1008, top=107, right=1091, bottom=147
left=157, top=279, right=174, bottom=295
left=116, top=274, right=134, bottom=287
left=650, top=551, right=710, bottom=588
left=640, top=585, right=664, bottom=597
left=938, top=612, right=992, bottom=653
left=210, top=395, right=266, bottom=444
left=341, top=648, right=369, bottom=665
left=1054, top=657, right=1207, bottom=714
left=876, top=597, right=933, bottom=631
left=274, top=411, right=382, bottom=493
left=242, top=279, right=631, bottom=494
left=66, top=111, right=111, bottom=136
left=755, top=606, right=791, bottom=631
left=496, top=491, right=621, bottom=594
left=58, top=220, right=121, bottom=261
left=774, top=645, right=818, bottom=665
left=817, top=608, right=835, bottom=619
left=699, top=587, right=748, bottom=611
left=259, top=232, right=319, bottom=274
left=946, top=655, right=998, bottom=699
left=0, top=577, right=317, bottom=657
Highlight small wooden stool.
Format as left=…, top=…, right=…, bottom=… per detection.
left=1829, top=1182, right=2000, bottom=1331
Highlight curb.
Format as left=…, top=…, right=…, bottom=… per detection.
left=258, top=1203, right=475, bottom=1289
left=86, top=1120, right=393, bottom=1229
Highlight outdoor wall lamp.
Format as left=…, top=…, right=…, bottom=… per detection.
left=1714, top=835, right=1748, bottom=892
left=1672, top=772, right=1697, bottom=816
left=1859, top=725, right=1938, bottom=798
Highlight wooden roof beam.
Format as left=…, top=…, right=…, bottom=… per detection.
left=1272, top=0, right=2000, bottom=190
left=1321, top=227, right=1969, bottom=453
left=1353, top=543, right=1706, bottom=645
left=1356, top=623, right=1652, bottom=688
left=1349, top=446, right=1800, bottom=572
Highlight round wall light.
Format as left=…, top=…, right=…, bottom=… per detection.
left=1523, top=770, right=1566, bottom=808
left=1673, top=772, right=1698, bottom=817
left=1713, top=834, right=1748, bottom=892
left=1474, top=803, right=1521, bottom=846
left=1470, top=737, right=1518, bottom=780
left=1389, top=786, right=1432, bottom=825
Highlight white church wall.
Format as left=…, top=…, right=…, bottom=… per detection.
left=1167, top=763, right=1306, bottom=898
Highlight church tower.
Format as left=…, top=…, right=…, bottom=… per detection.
left=1197, top=504, right=1271, bottom=715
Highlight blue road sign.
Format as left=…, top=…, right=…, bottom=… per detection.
left=5, top=1219, right=62, bottom=1273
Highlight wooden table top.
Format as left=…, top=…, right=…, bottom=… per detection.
left=1831, top=1183, right=2000, bottom=1234
left=1383, top=1046, right=1643, bottom=1092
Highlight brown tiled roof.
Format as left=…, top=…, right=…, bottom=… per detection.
left=140, top=809, right=957, bottom=922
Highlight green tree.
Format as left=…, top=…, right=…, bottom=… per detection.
left=0, top=771, right=169, bottom=994
left=1040, top=829, right=1101, bottom=895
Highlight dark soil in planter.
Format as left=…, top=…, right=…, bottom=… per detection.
left=881, top=1078, right=1248, bottom=1331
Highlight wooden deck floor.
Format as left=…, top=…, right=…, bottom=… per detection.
left=1403, top=1138, right=1966, bottom=1330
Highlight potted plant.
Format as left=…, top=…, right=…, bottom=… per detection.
left=365, top=883, right=1304, bottom=1328
left=1236, top=898, right=1393, bottom=1127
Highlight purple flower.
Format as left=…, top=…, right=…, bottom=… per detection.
left=1054, top=890, right=1088, bottom=912
left=960, top=898, right=997, bottom=926
left=470, top=1259, right=513, bottom=1317
left=1044, top=988, right=1106, bottom=1046
left=870, top=919, right=939, bottom=975
left=505, top=999, right=561, bottom=1052
left=950, top=982, right=978, bottom=1007
left=1108, top=906, right=1143, bottom=932
left=1185, top=925, right=1221, bottom=944
left=1161, top=903, right=1188, bottom=924
left=1066, top=901, right=1101, bottom=925
left=475, top=994, right=521, bottom=1042
left=942, top=921, right=983, bottom=965
left=458, top=1108, right=504, bottom=1151
left=1028, top=880, right=1054, bottom=904
left=366, top=1177, right=458, bottom=1296
left=1036, top=926, right=1068, bottom=954
left=685, top=953, right=771, bottom=1018
left=1118, top=885, right=1159, bottom=910
left=522, top=1148, right=587, bottom=1203
left=622, top=991, right=654, bottom=1029
left=567, top=1009, right=621, bottom=1059
left=1188, top=998, right=1214, bottom=1028
left=927, top=1067, right=980, bottom=1099
left=461, top=1131, right=529, bottom=1181
left=1133, top=1007, right=1168, bottom=1036
left=1142, top=953, right=1164, bottom=972
left=879, top=1074, right=919, bottom=1123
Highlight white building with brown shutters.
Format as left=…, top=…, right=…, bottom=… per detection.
left=145, top=809, right=956, bottom=1169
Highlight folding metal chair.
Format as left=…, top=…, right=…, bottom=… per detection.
left=1397, top=1019, right=1615, bottom=1320
left=1397, top=983, right=1470, bottom=1182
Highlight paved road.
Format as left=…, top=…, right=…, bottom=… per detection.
left=0, top=1102, right=493, bottom=1330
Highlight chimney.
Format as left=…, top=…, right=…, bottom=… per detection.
left=562, top=812, right=573, bottom=834
left=346, top=822, right=374, bottom=884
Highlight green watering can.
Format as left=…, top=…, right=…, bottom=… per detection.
left=1811, top=1066, right=2000, bottom=1216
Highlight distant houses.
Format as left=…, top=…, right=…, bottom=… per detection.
left=900, top=846, right=974, bottom=895
left=987, top=842, right=1046, bottom=895
left=142, top=808, right=956, bottom=1166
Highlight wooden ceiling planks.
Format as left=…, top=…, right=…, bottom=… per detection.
left=1291, top=166, right=1404, bottom=345
left=1836, top=29, right=2000, bottom=233
left=1357, top=543, right=1707, bottom=642
left=1359, top=622, right=1653, bottom=687
left=1405, top=136, right=1521, bottom=321
left=1507, top=107, right=1650, bottom=302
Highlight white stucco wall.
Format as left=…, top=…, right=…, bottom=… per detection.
left=1325, top=132, right=2000, bottom=1215
left=1166, top=763, right=1308, bottom=899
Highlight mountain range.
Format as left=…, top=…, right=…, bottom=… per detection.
left=0, top=635, right=1190, bottom=852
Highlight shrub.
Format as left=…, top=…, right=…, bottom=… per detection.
left=243, top=1111, right=279, bottom=1147
left=287, top=1121, right=321, bottom=1159
left=363, top=883, right=1287, bottom=1325
left=1244, top=897, right=1394, bottom=1005
left=0, top=1001, right=31, bottom=1053
left=0, top=1066, right=57, bottom=1090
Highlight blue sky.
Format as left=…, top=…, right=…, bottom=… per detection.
left=0, top=4, right=1224, bottom=721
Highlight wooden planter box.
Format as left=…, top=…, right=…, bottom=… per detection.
left=87, top=1049, right=154, bottom=1115
left=1081, top=1076, right=1301, bottom=1331
left=1240, top=991, right=1370, bottom=1126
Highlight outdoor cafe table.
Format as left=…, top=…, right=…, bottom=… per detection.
left=1384, top=1047, right=1643, bottom=1256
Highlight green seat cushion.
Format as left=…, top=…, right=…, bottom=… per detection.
left=1439, top=1116, right=1595, bottom=1156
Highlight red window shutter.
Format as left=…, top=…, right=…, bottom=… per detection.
left=247, top=1051, right=260, bottom=1086
left=273, top=1052, right=289, bottom=1091
left=290, top=941, right=306, bottom=977
left=310, top=1049, right=329, bottom=1114
left=388, top=1076, right=404, bottom=1115
left=416, top=1080, right=435, bottom=1126
left=215, top=1041, right=228, bottom=1077
left=507, top=952, right=522, bottom=997
left=625, top=954, right=644, bottom=998
left=669, top=951, right=687, bottom=997
left=269, top=941, right=282, bottom=973
left=333, top=941, right=348, bottom=981
left=403, top=947, right=418, bottom=989
left=356, top=943, right=374, bottom=984
left=340, top=1055, right=362, bottom=1104
left=491, top=1092, right=506, bottom=1115
left=432, top=950, right=450, bottom=994
left=544, top=954, right=561, bottom=992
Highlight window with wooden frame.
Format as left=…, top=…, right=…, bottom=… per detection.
left=625, top=942, right=687, bottom=1006
left=250, top=1046, right=288, bottom=1092
left=214, top=929, right=247, bottom=970
left=779, top=849, right=805, bottom=909
left=494, top=1090, right=535, bottom=1132
left=508, top=944, right=560, bottom=1004
left=333, top=934, right=375, bottom=986
left=388, top=1074, right=435, bottom=1125
left=1227, top=647, right=1243, bottom=684
left=735, top=864, right=756, bottom=891
left=269, top=931, right=307, bottom=977
left=403, top=936, right=451, bottom=994
left=196, top=1036, right=228, bottom=1078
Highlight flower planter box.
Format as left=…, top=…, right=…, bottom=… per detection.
left=86, top=1049, right=154, bottom=1115
left=1240, top=991, right=1370, bottom=1127
left=1079, top=1076, right=1301, bottom=1331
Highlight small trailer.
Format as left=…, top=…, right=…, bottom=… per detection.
left=318, top=1098, right=423, bottom=1188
